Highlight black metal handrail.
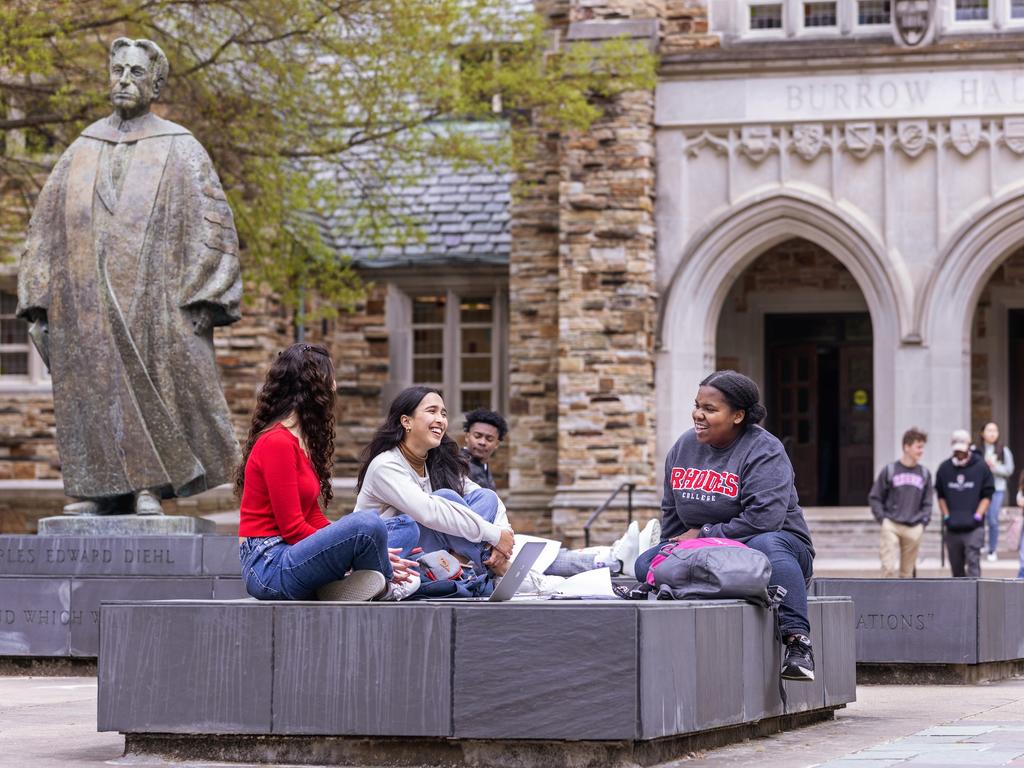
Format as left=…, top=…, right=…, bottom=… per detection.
left=583, top=482, right=636, bottom=548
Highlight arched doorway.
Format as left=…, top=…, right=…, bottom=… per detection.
left=716, top=238, right=874, bottom=506
left=970, top=244, right=1024, bottom=498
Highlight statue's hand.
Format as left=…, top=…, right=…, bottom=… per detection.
left=27, top=318, right=50, bottom=369
left=188, top=305, right=214, bottom=336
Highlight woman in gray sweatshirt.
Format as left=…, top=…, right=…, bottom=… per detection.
left=634, top=370, right=816, bottom=681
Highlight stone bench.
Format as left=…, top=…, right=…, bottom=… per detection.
left=0, top=535, right=244, bottom=661
left=813, top=578, right=1024, bottom=683
left=98, top=596, right=855, bottom=767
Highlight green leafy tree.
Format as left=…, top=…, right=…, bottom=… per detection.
left=0, top=0, right=656, bottom=314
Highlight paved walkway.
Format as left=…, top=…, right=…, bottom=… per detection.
left=3, top=676, right=1024, bottom=767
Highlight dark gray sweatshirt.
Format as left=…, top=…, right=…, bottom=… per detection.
left=867, top=462, right=932, bottom=526
left=661, top=425, right=815, bottom=555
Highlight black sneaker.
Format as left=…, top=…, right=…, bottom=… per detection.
left=781, top=634, right=815, bottom=681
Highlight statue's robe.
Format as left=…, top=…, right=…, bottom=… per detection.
left=17, top=112, right=242, bottom=500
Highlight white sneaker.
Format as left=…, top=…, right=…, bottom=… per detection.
left=638, top=518, right=661, bottom=554
left=380, top=572, right=422, bottom=601
left=316, top=570, right=387, bottom=601
left=610, top=521, right=641, bottom=580
left=987, top=552, right=998, bottom=563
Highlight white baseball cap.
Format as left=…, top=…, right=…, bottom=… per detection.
left=950, top=429, right=971, bottom=453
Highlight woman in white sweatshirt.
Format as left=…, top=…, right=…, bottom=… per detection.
left=355, top=386, right=516, bottom=577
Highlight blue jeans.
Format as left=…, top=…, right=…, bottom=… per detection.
left=987, top=491, right=1004, bottom=554
left=634, top=530, right=814, bottom=638
left=239, top=510, right=391, bottom=600
left=381, top=487, right=501, bottom=571
left=1018, top=527, right=1024, bottom=579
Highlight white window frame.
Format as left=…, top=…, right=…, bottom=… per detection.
left=795, top=0, right=844, bottom=36
left=742, top=0, right=788, bottom=37
left=384, top=273, right=508, bottom=419
left=943, top=0, right=1000, bottom=31
left=0, top=283, right=50, bottom=392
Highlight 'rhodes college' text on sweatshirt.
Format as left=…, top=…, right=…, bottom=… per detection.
left=661, top=425, right=815, bottom=555
left=935, top=453, right=995, bottom=533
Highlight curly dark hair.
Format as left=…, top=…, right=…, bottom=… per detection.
left=462, top=408, right=508, bottom=441
left=234, top=343, right=337, bottom=505
left=357, top=385, right=469, bottom=495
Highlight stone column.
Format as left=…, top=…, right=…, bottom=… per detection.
left=550, top=14, right=661, bottom=547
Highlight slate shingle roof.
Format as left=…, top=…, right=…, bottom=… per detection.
left=315, top=125, right=512, bottom=269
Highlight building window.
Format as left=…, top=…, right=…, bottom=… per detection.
left=749, top=2, right=785, bottom=28
left=0, top=288, right=48, bottom=388
left=857, top=0, right=891, bottom=24
left=804, top=0, right=838, bottom=26
left=955, top=0, right=989, bottom=19
left=1011, top=0, right=1024, bottom=16
left=405, top=287, right=506, bottom=416
left=0, top=290, right=29, bottom=376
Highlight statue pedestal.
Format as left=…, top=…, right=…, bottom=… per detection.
left=37, top=515, right=216, bottom=536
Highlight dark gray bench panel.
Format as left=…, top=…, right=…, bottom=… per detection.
left=98, top=604, right=273, bottom=733
left=273, top=604, right=451, bottom=737
left=70, top=578, right=215, bottom=656
left=695, top=602, right=745, bottom=729
left=815, top=578, right=978, bottom=663
left=202, top=536, right=242, bottom=577
left=451, top=604, right=638, bottom=740
left=820, top=597, right=857, bottom=706
left=0, top=577, right=71, bottom=656
left=638, top=606, right=697, bottom=739
left=213, top=577, right=249, bottom=600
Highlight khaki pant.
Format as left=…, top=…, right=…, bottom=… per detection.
left=880, top=518, right=925, bottom=578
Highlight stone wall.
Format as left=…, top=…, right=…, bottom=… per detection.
left=549, top=3, right=663, bottom=546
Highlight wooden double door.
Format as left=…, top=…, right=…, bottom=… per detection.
left=766, top=314, right=873, bottom=507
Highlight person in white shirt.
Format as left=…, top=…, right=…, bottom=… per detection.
left=355, top=386, right=516, bottom=577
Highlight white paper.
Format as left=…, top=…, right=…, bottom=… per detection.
left=511, top=534, right=561, bottom=575
left=552, top=567, right=616, bottom=599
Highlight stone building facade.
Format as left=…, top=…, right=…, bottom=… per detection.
left=5, top=0, right=1024, bottom=538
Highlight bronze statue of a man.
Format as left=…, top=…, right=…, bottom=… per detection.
left=17, top=38, right=242, bottom=516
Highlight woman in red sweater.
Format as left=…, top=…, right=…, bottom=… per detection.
left=237, top=343, right=417, bottom=601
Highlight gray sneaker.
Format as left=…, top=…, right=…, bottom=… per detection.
left=379, top=573, right=422, bottom=602
left=316, top=570, right=387, bottom=602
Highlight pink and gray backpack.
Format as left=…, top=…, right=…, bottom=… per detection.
left=644, top=537, right=778, bottom=607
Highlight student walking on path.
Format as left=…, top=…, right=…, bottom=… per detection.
left=868, top=428, right=933, bottom=578
left=633, top=370, right=817, bottom=682
left=236, top=344, right=418, bottom=602
left=936, top=429, right=995, bottom=578
left=974, top=422, right=1014, bottom=561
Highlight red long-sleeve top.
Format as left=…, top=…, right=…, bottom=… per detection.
left=238, top=424, right=330, bottom=544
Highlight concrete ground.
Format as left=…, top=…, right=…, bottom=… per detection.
left=3, top=676, right=1024, bottom=768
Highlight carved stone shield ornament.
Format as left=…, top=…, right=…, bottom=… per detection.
left=892, top=0, right=936, bottom=47
left=1004, top=118, right=1024, bottom=154
left=950, top=118, right=981, bottom=156
left=741, top=125, right=773, bottom=162
left=897, top=120, right=928, bottom=157
left=792, top=124, right=825, bottom=161
left=845, top=122, right=877, bottom=158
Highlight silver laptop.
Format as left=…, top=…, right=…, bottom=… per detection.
left=439, top=540, right=546, bottom=602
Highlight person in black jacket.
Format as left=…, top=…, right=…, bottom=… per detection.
left=935, top=429, right=995, bottom=577
left=460, top=408, right=507, bottom=492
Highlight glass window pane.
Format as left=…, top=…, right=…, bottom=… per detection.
left=461, top=356, right=491, bottom=383
left=1, top=318, right=27, bottom=344
left=1013, top=0, right=1024, bottom=17
left=0, top=352, right=28, bottom=376
left=858, top=0, right=891, bottom=23
left=750, top=3, right=783, bottom=28
left=798, top=419, right=811, bottom=443
left=797, top=387, right=809, bottom=413
left=412, top=295, right=446, bottom=324
left=461, top=389, right=492, bottom=412
left=460, top=297, right=493, bottom=323
left=797, top=356, right=809, bottom=381
left=413, top=356, right=443, bottom=383
left=781, top=358, right=792, bottom=383
left=0, top=291, right=17, bottom=316
left=413, top=328, right=443, bottom=355
left=955, top=0, right=988, bottom=20
left=461, top=327, right=491, bottom=355
left=804, top=1, right=837, bottom=26
left=781, top=388, right=793, bottom=413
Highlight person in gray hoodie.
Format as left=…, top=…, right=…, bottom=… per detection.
left=868, top=427, right=932, bottom=578
left=633, top=370, right=816, bottom=682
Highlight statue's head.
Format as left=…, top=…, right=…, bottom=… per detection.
left=108, top=38, right=168, bottom=119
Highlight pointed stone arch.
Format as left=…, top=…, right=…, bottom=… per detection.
left=656, top=191, right=910, bottom=470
